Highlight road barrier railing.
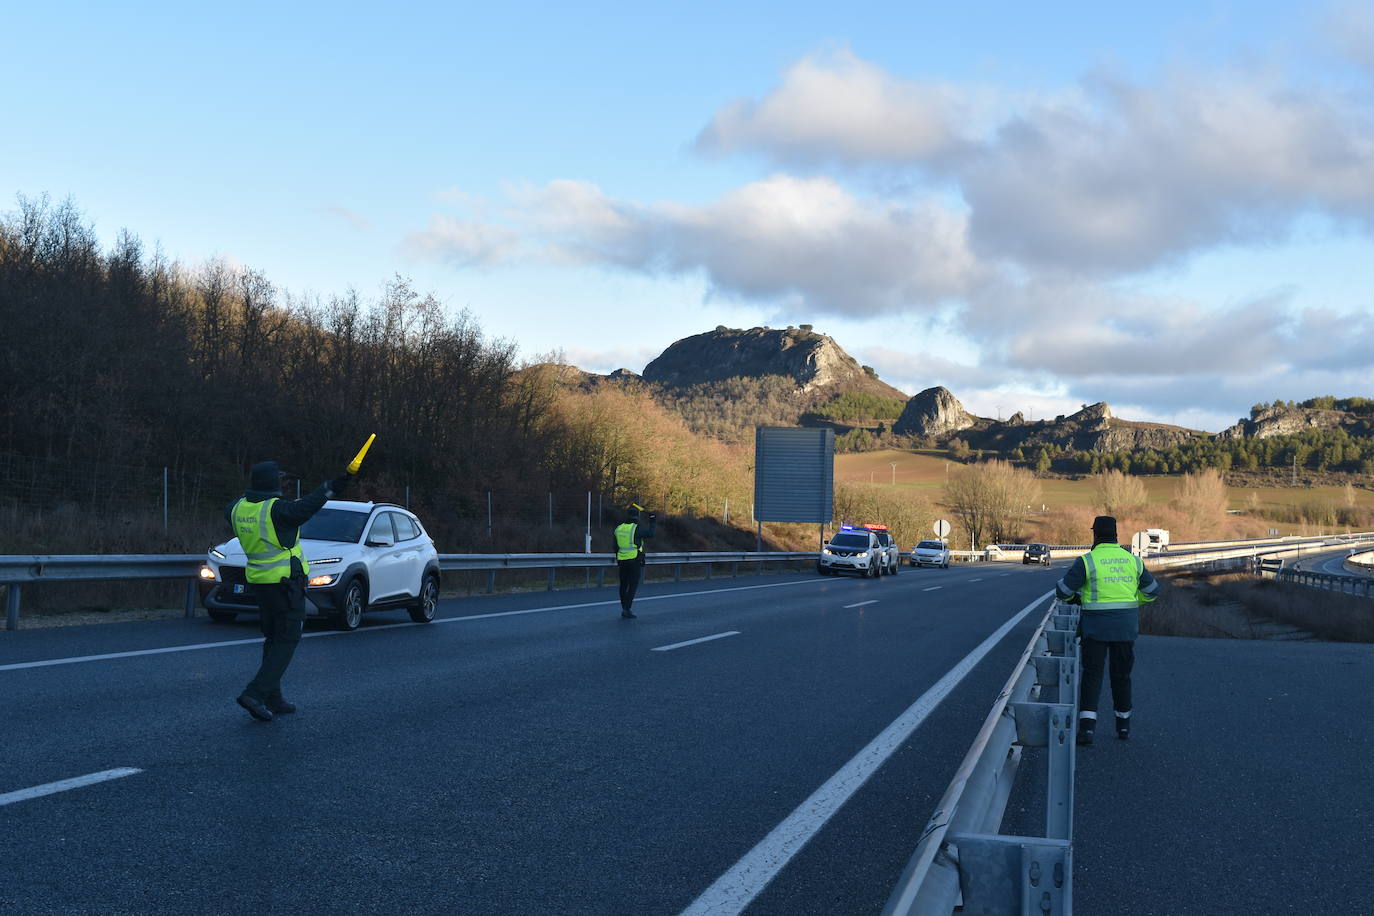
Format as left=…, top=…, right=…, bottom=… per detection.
left=882, top=597, right=1080, bottom=916
left=1275, top=567, right=1374, bottom=598
left=0, top=550, right=820, bottom=631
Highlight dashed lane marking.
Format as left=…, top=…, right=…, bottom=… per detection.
left=0, top=768, right=142, bottom=807
left=0, top=578, right=829, bottom=672
left=843, top=600, right=878, bottom=609
left=652, top=631, right=741, bottom=652
left=922, top=586, right=942, bottom=592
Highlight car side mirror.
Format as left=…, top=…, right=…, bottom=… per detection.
left=367, top=531, right=394, bottom=548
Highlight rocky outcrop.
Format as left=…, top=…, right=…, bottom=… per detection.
left=893, top=386, right=977, bottom=437
left=1083, top=421, right=1201, bottom=452
left=641, top=326, right=905, bottom=398
left=1218, top=406, right=1351, bottom=440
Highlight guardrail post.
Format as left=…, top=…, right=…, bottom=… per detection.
left=674, top=564, right=681, bottom=582
left=5, top=583, right=19, bottom=631
left=947, top=835, right=1071, bottom=915
left=547, top=568, right=556, bottom=591
left=705, top=562, right=712, bottom=580
left=184, top=581, right=198, bottom=619
left=486, top=570, right=496, bottom=594
left=597, top=567, right=605, bottom=588
left=732, top=562, right=738, bottom=577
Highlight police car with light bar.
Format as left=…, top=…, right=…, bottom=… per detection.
left=818, top=525, right=884, bottom=577
left=862, top=524, right=900, bottom=575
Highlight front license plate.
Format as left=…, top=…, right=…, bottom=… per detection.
left=231, top=584, right=246, bottom=595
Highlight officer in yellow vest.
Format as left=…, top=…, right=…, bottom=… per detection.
left=229, top=460, right=351, bottom=721
left=614, top=506, right=655, bottom=619
left=1055, top=515, right=1159, bottom=744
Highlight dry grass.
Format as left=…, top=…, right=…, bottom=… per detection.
left=1143, top=571, right=1374, bottom=642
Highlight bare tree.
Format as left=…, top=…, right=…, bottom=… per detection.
left=945, top=460, right=1043, bottom=547
left=1093, top=470, right=1148, bottom=516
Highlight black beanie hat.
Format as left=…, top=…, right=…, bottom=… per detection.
left=249, top=460, right=286, bottom=494
left=1092, top=515, right=1118, bottom=543
left=626, top=506, right=641, bottom=521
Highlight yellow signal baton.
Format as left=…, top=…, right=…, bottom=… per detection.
left=347, top=433, right=376, bottom=475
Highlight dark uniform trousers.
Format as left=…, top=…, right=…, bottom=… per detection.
left=618, top=558, right=643, bottom=611
left=245, top=576, right=306, bottom=702
left=1079, top=636, right=1134, bottom=715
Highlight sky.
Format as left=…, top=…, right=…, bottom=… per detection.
left=5, top=1, right=1374, bottom=433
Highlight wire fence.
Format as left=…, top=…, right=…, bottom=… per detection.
left=0, top=452, right=740, bottom=553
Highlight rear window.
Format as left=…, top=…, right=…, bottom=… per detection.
left=300, top=508, right=370, bottom=543
left=829, top=533, right=870, bottom=548
left=916, top=541, right=945, bottom=550
left=394, top=514, right=421, bottom=541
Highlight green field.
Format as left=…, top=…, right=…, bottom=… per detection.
left=837, top=449, right=1374, bottom=513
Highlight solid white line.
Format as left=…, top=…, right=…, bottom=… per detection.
left=679, top=590, right=1054, bottom=916
left=922, top=586, right=942, bottom=592
left=0, top=577, right=828, bottom=673
left=652, top=631, right=741, bottom=652
left=0, top=768, right=142, bottom=807
left=843, top=600, right=878, bottom=609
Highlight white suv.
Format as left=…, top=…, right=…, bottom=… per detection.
left=863, top=525, right=901, bottom=576
left=198, top=500, right=441, bottom=630
left=819, top=527, right=883, bottom=578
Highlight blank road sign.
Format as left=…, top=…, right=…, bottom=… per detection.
left=754, top=427, right=834, bottom=523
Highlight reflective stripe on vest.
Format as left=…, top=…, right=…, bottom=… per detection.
left=615, top=523, right=640, bottom=561
left=1079, top=544, right=1142, bottom=610
left=232, top=498, right=309, bottom=584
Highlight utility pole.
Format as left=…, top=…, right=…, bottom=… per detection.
left=890, top=462, right=898, bottom=485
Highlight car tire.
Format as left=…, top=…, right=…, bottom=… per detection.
left=869, top=562, right=879, bottom=579
left=207, top=610, right=237, bottom=624
left=335, top=578, right=366, bottom=631
left=408, top=573, right=439, bottom=623
left=891, top=560, right=898, bottom=576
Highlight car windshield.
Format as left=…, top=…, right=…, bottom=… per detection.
left=1029, top=544, right=1047, bottom=552
left=829, top=533, right=869, bottom=548
left=872, top=532, right=891, bottom=545
left=916, top=541, right=944, bottom=550
left=299, top=508, right=371, bottom=543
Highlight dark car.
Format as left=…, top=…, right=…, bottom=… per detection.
left=1023, top=543, right=1051, bottom=566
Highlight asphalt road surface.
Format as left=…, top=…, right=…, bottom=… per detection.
left=1, top=560, right=1061, bottom=915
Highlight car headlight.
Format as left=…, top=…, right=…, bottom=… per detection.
left=822, top=548, right=832, bottom=555
left=210, top=549, right=226, bottom=559
left=308, top=573, right=340, bottom=587
left=198, top=566, right=218, bottom=581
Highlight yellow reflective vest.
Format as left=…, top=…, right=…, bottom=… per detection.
left=614, top=522, right=642, bottom=561
left=232, top=498, right=309, bottom=584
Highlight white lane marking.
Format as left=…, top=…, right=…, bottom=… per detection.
left=0, top=768, right=142, bottom=807
left=0, top=577, right=828, bottom=673
left=679, top=590, right=1054, bottom=916
left=652, top=631, right=741, bottom=652
left=922, top=586, right=942, bottom=592
left=970, top=578, right=983, bottom=582
left=843, top=600, right=878, bottom=609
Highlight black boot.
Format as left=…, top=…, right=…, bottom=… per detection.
left=621, top=609, right=636, bottom=619
left=1115, top=714, right=1130, bottom=740
left=1076, top=717, right=1095, bottom=745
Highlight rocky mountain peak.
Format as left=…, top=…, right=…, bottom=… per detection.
left=641, top=325, right=903, bottom=397
left=892, top=386, right=976, bottom=438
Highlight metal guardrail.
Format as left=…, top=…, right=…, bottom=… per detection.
left=0, top=551, right=820, bottom=631
left=883, top=597, right=1080, bottom=915
left=1274, top=568, right=1374, bottom=598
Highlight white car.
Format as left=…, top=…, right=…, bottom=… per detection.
left=910, top=539, right=951, bottom=568
left=198, top=500, right=440, bottom=630
left=863, top=525, right=901, bottom=576
left=819, top=527, right=883, bottom=577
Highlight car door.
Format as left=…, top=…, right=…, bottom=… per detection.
left=391, top=512, right=427, bottom=598
left=364, top=512, right=408, bottom=601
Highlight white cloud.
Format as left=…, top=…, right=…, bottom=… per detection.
left=697, top=52, right=1374, bottom=274
left=403, top=215, right=520, bottom=268
left=694, top=49, right=975, bottom=167
left=445, top=175, right=980, bottom=316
